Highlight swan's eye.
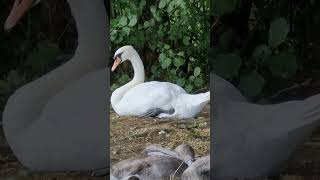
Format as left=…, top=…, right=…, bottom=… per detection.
left=114, top=52, right=123, bottom=62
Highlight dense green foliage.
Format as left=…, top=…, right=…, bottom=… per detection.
left=210, top=0, right=320, bottom=101
left=110, top=0, right=210, bottom=93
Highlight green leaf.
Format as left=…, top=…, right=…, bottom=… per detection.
left=159, top=53, right=166, bottom=60
left=161, top=58, right=172, bottom=69
left=122, top=27, right=130, bottom=35
left=252, top=44, right=272, bottom=63
left=173, top=58, right=185, bottom=67
left=189, top=75, right=195, bottom=81
left=150, top=6, right=157, bottom=14
left=128, top=15, right=137, bottom=27
left=143, top=21, right=150, bottom=28
left=194, top=67, right=201, bottom=77
left=239, top=71, right=265, bottom=98
left=111, top=83, right=119, bottom=91
left=176, top=78, right=186, bottom=87
left=183, top=36, right=190, bottom=45
left=177, top=52, right=184, bottom=56
left=151, top=65, right=161, bottom=77
left=211, top=53, right=241, bottom=79
left=119, top=16, right=128, bottom=26
left=167, top=1, right=175, bottom=12
left=150, top=19, right=155, bottom=27
left=140, top=0, right=146, bottom=8
left=268, top=17, right=289, bottom=48
left=185, top=84, right=193, bottom=93
left=119, top=74, right=130, bottom=85
left=194, top=78, right=204, bottom=87
left=212, top=0, right=238, bottom=16
left=159, top=53, right=172, bottom=69
left=266, top=53, right=297, bottom=77
left=159, top=0, right=167, bottom=8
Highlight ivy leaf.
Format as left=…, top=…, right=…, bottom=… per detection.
left=183, top=36, right=190, bottom=45
left=185, top=84, right=193, bottom=93
left=176, top=78, right=186, bottom=87
left=266, top=53, right=297, bottom=78
left=269, top=17, right=289, bottom=48
left=239, top=71, right=265, bottom=98
left=173, top=58, right=185, bottom=67
left=150, top=6, right=157, bottom=14
left=159, top=53, right=172, bottom=69
left=128, top=15, right=137, bottom=27
left=143, top=21, right=150, bottom=28
left=252, top=44, right=272, bottom=63
left=189, top=75, right=195, bottom=81
left=159, top=0, right=167, bottom=8
left=194, top=77, right=204, bottom=87
left=177, top=52, right=184, bottom=56
left=119, top=74, right=130, bottom=85
left=119, top=16, right=128, bottom=26
left=122, top=27, right=130, bottom=35
left=151, top=65, right=161, bottom=77
left=167, top=1, right=175, bottom=12
left=194, top=67, right=201, bottom=77
left=211, top=53, right=241, bottom=79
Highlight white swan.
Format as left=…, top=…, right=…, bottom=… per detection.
left=111, top=45, right=210, bottom=119
left=3, top=0, right=109, bottom=172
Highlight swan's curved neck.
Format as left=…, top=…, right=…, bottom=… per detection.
left=130, top=51, right=145, bottom=83
left=111, top=52, right=145, bottom=107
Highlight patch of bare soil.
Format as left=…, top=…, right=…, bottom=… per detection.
left=110, top=105, right=210, bottom=164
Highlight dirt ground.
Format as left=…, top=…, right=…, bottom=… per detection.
left=110, top=105, right=211, bottom=164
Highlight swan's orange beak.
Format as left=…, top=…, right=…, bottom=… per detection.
left=111, top=57, right=121, bottom=72
left=4, top=0, right=33, bottom=31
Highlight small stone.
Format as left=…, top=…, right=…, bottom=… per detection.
left=112, top=151, right=118, bottom=155
left=158, top=130, right=166, bottom=135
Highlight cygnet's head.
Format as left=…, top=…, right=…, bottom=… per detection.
left=112, top=45, right=138, bottom=71
left=175, top=144, right=196, bottom=166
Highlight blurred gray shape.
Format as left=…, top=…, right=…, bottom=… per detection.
left=2, top=0, right=109, bottom=172
left=212, top=73, right=320, bottom=179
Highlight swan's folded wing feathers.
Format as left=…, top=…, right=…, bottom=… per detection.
left=118, top=81, right=184, bottom=114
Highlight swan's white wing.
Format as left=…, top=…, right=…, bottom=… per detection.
left=115, top=81, right=186, bottom=115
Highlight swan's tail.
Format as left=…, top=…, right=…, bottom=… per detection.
left=199, top=91, right=210, bottom=107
